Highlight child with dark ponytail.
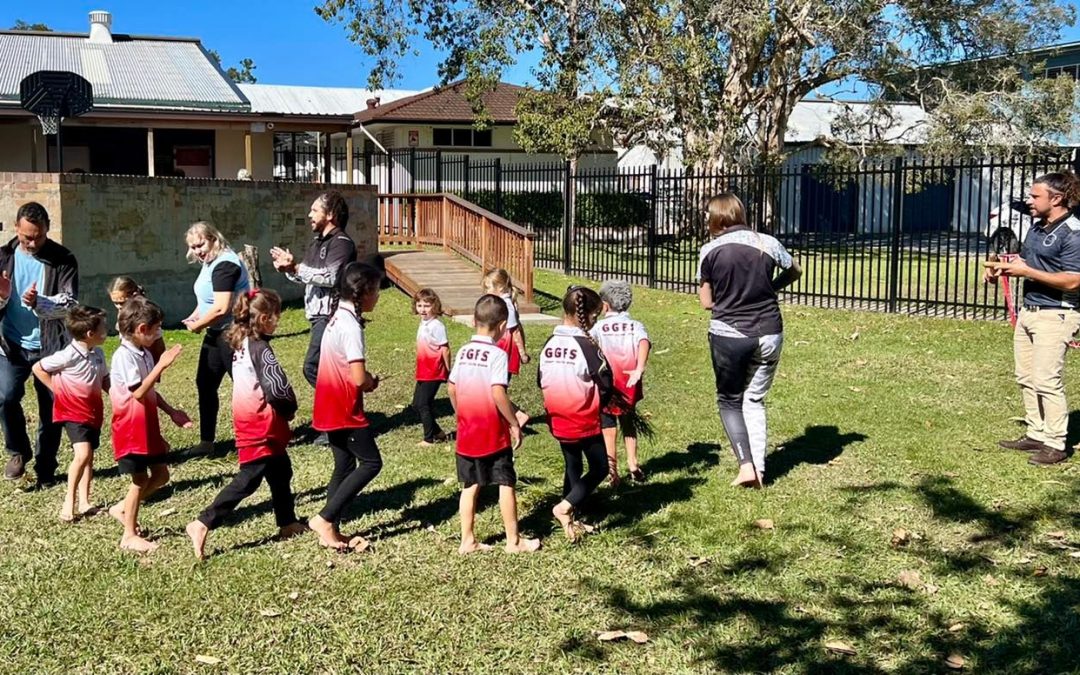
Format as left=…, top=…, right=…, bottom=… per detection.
left=185, top=288, right=305, bottom=559
left=309, top=263, right=385, bottom=551
left=537, top=285, right=613, bottom=542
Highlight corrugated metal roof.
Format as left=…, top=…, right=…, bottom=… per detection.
left=0, top=32, right=248, bottom=112
left=238, top=84, right=420, bottom=117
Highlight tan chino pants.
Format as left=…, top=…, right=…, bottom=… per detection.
left=1014, top=308, right=1080, bottom=450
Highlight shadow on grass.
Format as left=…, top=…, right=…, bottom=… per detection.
left=768, top=425, right=868, bottom=484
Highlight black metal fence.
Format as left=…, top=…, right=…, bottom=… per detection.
left=280, top=146, right=1080, bottom=320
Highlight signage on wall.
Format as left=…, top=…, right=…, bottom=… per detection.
left=408, top=129, right=420, bottom=147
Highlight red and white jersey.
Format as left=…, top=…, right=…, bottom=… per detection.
left=415, top=317, right=450, bottom=382
left=38, top=340, right=107, bottom=427
left=232, top=337, right=296, bottom=464
left=538, top=326, right=610, bottom=441
left=313, top=301, right=369, bottom=431
left=448, top=336, right=511, bottom=457
left=109, top=338, right=167, bottom=459
left=590, top=311, right=650, bottom=411
left=495, top=293, right=523, bottom=375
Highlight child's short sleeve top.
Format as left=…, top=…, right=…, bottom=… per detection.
left=39, top=341, right=107, bottom=427
left=109, top=339, right=166, bottom=459
left=590, top=312, right=650, bottom=409
left=313, top=301, right=369, bottom=431
left=448, top=336, right=511, bottom=457
left=415, top=317, right=450, bottom=382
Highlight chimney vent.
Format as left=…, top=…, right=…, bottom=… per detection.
left=366, top=97, right=381, bottom=110
left=88, top=10, right=113, bottom=44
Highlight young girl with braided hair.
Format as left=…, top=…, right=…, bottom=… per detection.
left=185, top=288, right=305, bottom=559
left=538, top=285, right=613, bottom=542
left=107, top=276, right=166, bottom=362
left=482, top=269, right=531, bottom=426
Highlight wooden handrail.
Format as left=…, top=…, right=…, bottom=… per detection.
left=377, top=193, right=534, bottom=302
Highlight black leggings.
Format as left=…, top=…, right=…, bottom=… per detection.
left=320, top=427, right=383, bottom=523
left=560, top=435, right=608, bottom=508
left=197, top=454, right=298, bottom=529
left=412, top=380, right=443, bottom=442
left=197, top=330, right=234, bottom=443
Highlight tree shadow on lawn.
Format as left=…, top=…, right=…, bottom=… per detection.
left=519, top=443, right=722, bottom=539
left=767, top=425, right=868, bottom=485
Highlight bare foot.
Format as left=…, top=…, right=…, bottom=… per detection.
left=347, top=535, right=371, bottom=552
left=60, top=503, right=75, bottom=523
left=77, top=503, right=101, bottom=517
left=608, top=471, right=621, bottom=487
left=458, top=539, right=493, bottom=554
left=731, top=466, right=763, bottom=489
left=552, top=506, right=578, bottom=543
left=417, top=440, right=436, bottom=447
left=278, top=522, right=308, bottom=540
left=515, top=410, right=530, bottom=427
left=185, top=520, right=208, bottom=560
left=505, top=536, right=541, bottom=553
left=119, top=534, right=159, bottom=553
left=109, top=503, right=144, bottom=536
left=308, top=516, right=348, bottom=550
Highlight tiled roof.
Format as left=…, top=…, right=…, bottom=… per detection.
left=239, top=83, right=420, bottom=117
left=0, top=31, right=248, bottom=112
left=354, top=81, right=529, bottom=124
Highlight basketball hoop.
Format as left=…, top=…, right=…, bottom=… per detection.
left=37, top=113, right=61, bottom=136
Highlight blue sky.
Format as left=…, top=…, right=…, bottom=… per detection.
left=1, top=0, right=541, bottom=90
left=6, top=1, right=1080, bottom=95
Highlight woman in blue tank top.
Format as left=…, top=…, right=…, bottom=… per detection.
left=182, top=221, right=250, bottom=455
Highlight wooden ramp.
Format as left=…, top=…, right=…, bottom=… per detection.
left=384, top=250, right=541, bottom=316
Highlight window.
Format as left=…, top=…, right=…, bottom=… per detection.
left=432, top=127, right=494, bottom=147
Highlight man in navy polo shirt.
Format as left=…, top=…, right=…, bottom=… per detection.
left=985, top=172, right=1080, bottom=465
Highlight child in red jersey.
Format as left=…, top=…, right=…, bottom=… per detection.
left=448, top=294, right=540, bottom=554
left=32, top=306, right=109, bottom=522
left=186, top=289, right=306, bottom=560
left=590, top=280, right=651, bottom=485
left=107, top=298, right=192, bottom=553
left=538, top=286, right=613, bottom=542
left=309, top=263, right=384, bottom=551
left=413, top=288, right=451, bottom=446
left=482, top=268, right=530, bottom=426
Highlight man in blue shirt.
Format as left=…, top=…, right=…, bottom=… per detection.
left=985, top=173, right=1080, bottom=466
left=0, top=203, right=79, bottom=483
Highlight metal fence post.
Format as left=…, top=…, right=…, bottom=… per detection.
left=494, top=158, right=503, bottom=216
left=648, top=164, right=658, bottom=287
left=463, top=155, right=471, bottom=201
left=563, top=159, right=573, bottom=275
left=409, top=147, right=417, bottom=193
left=887, top=156, right=905, bottom=313
left=436, top=150, right=443, bottom=193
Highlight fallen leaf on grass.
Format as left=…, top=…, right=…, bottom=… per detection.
left=1033, top=566, right=1048, bottom=577
left=688, top=556, right=709, bottom=568
left=597, top=630, right=649, bottom=644
left=753, top=519, right=775, bottom=530
left=983, top=574, right=1000, bottom=586
left=287, top=592, right=299, bottom=601
left=194, top=655, right=221, bottom=665
left=325, top=561, right=335, bottom=569
left=1046, top=531, right=1067, bottom=540
left=159, top=508, right=177, bottom=517
left=855, top=359, right=868, bottom=367
left=948, top=623, right=966, bottom=633
left=824, top=640, right=857, bottom=655
left=847, top=330, right=860, bottom=341
left=945, top=653, right=966, bottom=670
left=1068, top=551, right=1080, bottom=559
left=653, top=348, right=670, bottom=356
left=848, top=386, right=863, bottom=393
left=898, top=570, right=924, bottom=590
left=891, top=529, right=911, bottom=547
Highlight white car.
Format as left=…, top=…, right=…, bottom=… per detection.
left=987, top=199, right=1033, bottom=254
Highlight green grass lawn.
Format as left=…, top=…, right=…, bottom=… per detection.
left=1, top=269, right=1078, bottom=673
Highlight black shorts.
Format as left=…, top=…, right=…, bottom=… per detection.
left=64, top=423, right=100, bottom=450
left=600, top=412, right=618, bottom=429
left=456, top=448, right=516, bottom=488
left=117, top=454, right=167, bottom=475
